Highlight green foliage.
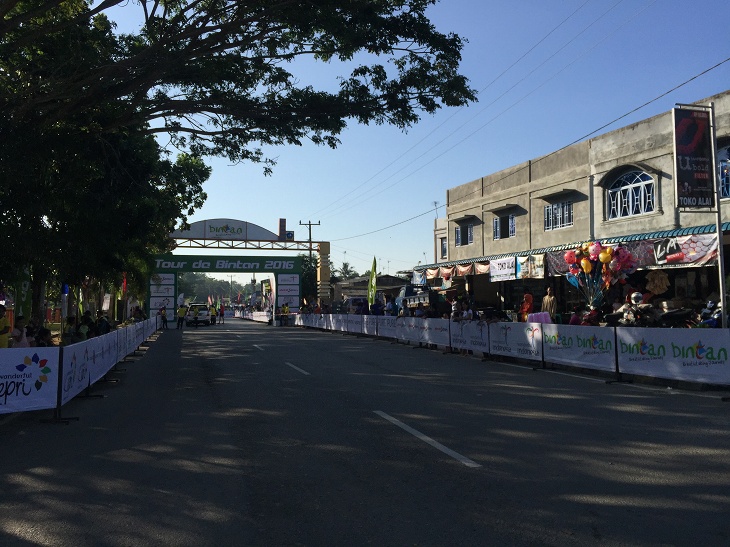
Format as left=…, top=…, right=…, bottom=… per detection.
left=0, top=0, right=474, bottom=303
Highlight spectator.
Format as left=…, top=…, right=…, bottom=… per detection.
left=541, top=286, right=557, bottom=322
left=35, top=327, right=54, bottom=347
left=159, top=307, right=169, bottom=329
left=0, top=305, right=10, bottom=349
left=11, top=315, right=30, bottom=348
left=519, top=288, right=534, bottom=322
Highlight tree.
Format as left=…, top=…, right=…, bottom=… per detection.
left=338, top=262, right=359, bottom=280
left=1, top=0, right=476, bottom=167
left=0, top=0, right=475, bottom=319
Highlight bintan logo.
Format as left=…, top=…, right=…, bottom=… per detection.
left=620, top=338, right=665, bottom=358
left=672, top=340, right=727, bottom=361
left=209, top=224, right=243, bottom=235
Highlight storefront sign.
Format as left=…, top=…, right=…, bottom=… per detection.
left=517, top=254, right=545, bottom=279
left=490, top=257, right=516, bottom=282
left=674, top=107, right=715, bottom=208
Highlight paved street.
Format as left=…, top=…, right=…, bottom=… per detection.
left=1, top=320, right=729, bottom=546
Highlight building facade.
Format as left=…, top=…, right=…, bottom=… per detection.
left=427, top=90, right=730, bottom=317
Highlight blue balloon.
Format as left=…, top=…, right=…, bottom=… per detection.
left=566, top=273, right=579, bottom=288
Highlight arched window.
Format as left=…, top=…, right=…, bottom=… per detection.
left=719, top=145, right=730, bottom=198
left=607, top=170, right=655, bottom=220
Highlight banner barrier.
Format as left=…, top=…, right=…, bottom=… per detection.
left=542, top=324, right=616, bottom=372
left=378, top=316, right=398, bottom=339
left=616, top=327, right=730, bottom=384
left=0, top=347, right=60, bottom=413
left=0, top=317, right=160, bottom=416
left=363, top=316, right=378, bottom=336
left=346, top=315, right=363, bottom=334
left=488, top=322, right=543, bottom=362
left=450, top=320, right=490, bottom=353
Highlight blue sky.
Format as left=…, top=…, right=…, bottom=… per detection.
left=103, top=0, right=730, bottom=283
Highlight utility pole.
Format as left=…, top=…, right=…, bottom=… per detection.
left=299, top=220, right=320, bottom=260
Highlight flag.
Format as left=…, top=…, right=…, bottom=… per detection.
left=367, top=257, right=377, bottom=305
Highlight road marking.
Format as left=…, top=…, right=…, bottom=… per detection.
left=253, top=345, right=265, bottom=351
left=286, top=362, right=310, bottom=375
left=373, top=411, right=481, bottom=468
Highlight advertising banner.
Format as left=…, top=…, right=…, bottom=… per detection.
left=87, top=332, right=119, bottom=385
left=542, top=324, right=615, bottom=372
left=617, top=327, right=730, bottom=385
left=0, top=347, right=60, bottom=414
left=153, top=254, right=302, bottom=274
left=489, top=322, right=543, bottom=361
left=490, top=257, right=516, bottom=282
left=363, top=316, right=378, bottom=336
left=674, top=107, right=714, bottom=208
left=346, top=315, right=363, bottom=334
left=517, top=254, right=545, bottom=279
left=449, top=320, right=490, bottom=353
left=397, top=317, right=421, bottom=343
left=331, top=314, right=347, bottom=332
left=61, top=340, right=92, bottom=405
left=378, top=316, right=398, bottom=339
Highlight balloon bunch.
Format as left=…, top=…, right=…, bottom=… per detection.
left=564, top=241, right=637, bottom=308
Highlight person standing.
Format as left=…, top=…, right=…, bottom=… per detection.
left=519, top=288, right=534, bottom=322
left=0, top=306, right=11, bottom=348
left=176, top=305, right=186, bottom=329
left=219, top=302, right=225, bottom=324
left=159, top=307, right=169, bottom=329
left=542, top=286, right=557, bottom=322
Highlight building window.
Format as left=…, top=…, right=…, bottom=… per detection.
left=493, top=215, right=515, bottom=240
left=454, top=223, right=474, bottom=246
left=607, top=170, right=655, bottom=220
left=720, top=146, right=730, bottom=198
left=440, top=237, right=447, bottom=259
left=544, top=201, right=573, bottom=231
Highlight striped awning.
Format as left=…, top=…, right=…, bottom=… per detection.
left=414, top=222, right=729, bottom=273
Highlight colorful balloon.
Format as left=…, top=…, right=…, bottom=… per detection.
left=564, top=250, right=577, bottom=264
left=581, top=258, right=592, bottom=274
left=598, top=250, right=611, bottom=263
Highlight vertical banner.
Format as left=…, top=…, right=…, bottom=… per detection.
left=367, top=257, right=377, bottom=306
left=674, top=107, right=714, bottom=208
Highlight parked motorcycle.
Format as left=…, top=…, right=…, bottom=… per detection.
left=655, top=307, right=697, bottom=328
left=698, top=301, right=726, bottom=328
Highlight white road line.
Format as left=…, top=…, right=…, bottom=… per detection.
left=286, top=362, right=310, bottom=375
left=253, top=344, right=265, bottom=351
left=373, top=411, right=481, bottom=468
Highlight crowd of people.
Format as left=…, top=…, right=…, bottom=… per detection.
left=0, top=306, right=56, bottom=349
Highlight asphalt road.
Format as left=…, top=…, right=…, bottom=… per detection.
left=1, top=320, right=729, bottom=546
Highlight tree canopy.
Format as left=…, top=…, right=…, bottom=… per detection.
left=0, top=0, right=474, bottom=315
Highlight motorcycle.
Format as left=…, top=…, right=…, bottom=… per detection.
left=698, top=301, right=726, bottom=328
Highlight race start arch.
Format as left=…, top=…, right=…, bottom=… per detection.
left=147, top=218, right=331, bottom=313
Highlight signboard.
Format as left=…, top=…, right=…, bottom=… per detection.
left=517, top=254, right=545, bottom=279
left=490, top=257, right=516, bottom=282
left=674, top=107, right=714, bottom=208
left=153, top=254, right=302, bottom=274
left=542, top=324, right=615, bottom=372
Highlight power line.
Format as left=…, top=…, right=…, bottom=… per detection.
left=330, top=56, right=730, bottom=242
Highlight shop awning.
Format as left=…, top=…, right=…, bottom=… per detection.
left=414, top=222, right=730, bottom=273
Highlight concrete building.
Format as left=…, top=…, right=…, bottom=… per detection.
left=425, top=90, right=730, bottom=319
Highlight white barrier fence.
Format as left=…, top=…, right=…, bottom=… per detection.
left=0, top=317, right=159, bottom=415
left=293, top=314, right=730, bottom=386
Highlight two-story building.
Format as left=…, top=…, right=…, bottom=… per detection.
left=424, top=90, right=730, bottom=319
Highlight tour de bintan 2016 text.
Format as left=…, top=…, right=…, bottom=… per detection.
left=154, top=259, right=295, bottom=270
